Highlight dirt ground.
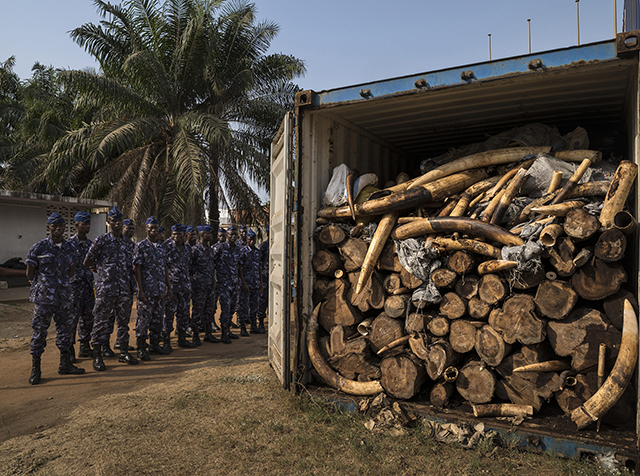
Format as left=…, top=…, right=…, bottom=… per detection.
left=0, top=299, right=268, bottom=443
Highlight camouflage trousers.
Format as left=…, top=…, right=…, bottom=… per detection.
left=256, top=282, right=268, bottom=320
left=71, top=283, right=95, bottom=343
left=30, top=301, right=74, bottom=357
left=238, top=287, right=259, bottom=326
left=218, top=282, right=239, bottom=326
left=92, top=293, right=132, bottom=346
left=136, top=295, right=165, bottom=340
left=164, top=289, right=191, bottom=334
left=190, top=283, right=216, bottom=330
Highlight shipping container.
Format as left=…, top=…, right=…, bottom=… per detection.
left=268, top=32, right=640, bottom=468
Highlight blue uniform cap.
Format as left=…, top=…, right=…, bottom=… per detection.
left=218, top=228, right=227, bottom=234
left=227, top=225, right=237, bottom=232
left=246, top=229, right=256, bottom=239
left=123, top=218, right=134, bottom=226
left=47, top=212, right=65, bottom=224
left=197, top=225, right=213, bottom=233
left=145, top=216, right=159, bottom=225
left=158, top=226, right=165, bottom=233
left=186, top=225, right=195, bottom=233
left=74, top=211, right=91, bottom=223
left=171, top=223, right=187, bottom=233
left=239, top=225, right=247, bottom=231
left=108, top=206, right=123, bottom=218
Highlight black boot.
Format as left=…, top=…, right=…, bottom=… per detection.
left=230, top=321, right=240, bottom=329
left=250, top=321, right=259, bottom=334
left=211, top=321, right=220, bottom=332
left=137, top=337, right=150, bottom=361
left=240, top=324, right=249, bottom=337
left=102, top=342, right=115, bottom=358
left=29, top=355, right=42, bottom=385
left=92, top=344, right=107, bottom=371
left=118, top=342, right=139, bottom=365
left=221, top=322, right=232, bottom=344
left=115, top=341, right=136, bottom=351
left=228, top=323, right=239, bottom=340
left=203, top=323, right=220, bottom=343
left=59, top=350, right=86, bottom=375
left=177, top=330, right=196, bottom=348
left=149, top=337, right=169, bottom=355
left=191, top=325, right=202, bottom=346
left=257, top=317, right=266, bottom=334
left=78, top=340, right=93, bottom=357
left=162, top=331, right=174, bottom=353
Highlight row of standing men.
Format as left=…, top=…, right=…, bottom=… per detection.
left=26, top=206, right=269, bottom=385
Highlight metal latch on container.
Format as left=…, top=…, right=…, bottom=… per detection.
left=295, top=90, right=315, bottom=108
left=528, top=59, right=543, bottom=70
left=617, top=29, right=640, bottom=56
left=460, top=70, right=475, bottom=81
left=359, top=88, right=372, bottom=98
left=414, top=78, right=429, bottom=89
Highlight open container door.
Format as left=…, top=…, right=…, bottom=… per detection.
left=268, top=112, right=294, bottom=389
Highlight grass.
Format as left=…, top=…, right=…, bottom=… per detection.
left=0, top=356, right=627, bottom=476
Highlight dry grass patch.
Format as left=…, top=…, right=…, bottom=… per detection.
left=0, top=355, right=616, bottom=475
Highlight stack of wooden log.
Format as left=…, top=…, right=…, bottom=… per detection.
left=309, top=146, right=639, bottom=430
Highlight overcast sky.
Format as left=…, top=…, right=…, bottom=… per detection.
left=1, top=1, right=626, bottom=91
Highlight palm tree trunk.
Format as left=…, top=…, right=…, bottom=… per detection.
left=208, top=150, right=220, bottom=229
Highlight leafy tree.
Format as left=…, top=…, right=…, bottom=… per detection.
left=34, top=0, right=304, bottom=227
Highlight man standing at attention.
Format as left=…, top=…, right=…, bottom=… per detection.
left=26, top=212, right=85, bottom=384
left=256, top=226, right=269, bottom=334
left=238, top=230, right=263, bottom=336
left=213, top=226, right=241, bottom=344
left=69, top=212, right=95, bottom=360
left=163, top=224, right=195, bottom=350
left=133, top=217, right=172, bottom=359
left=84, top=206, right=138, bottom=371
left=190, top=225, right=218, bottom=344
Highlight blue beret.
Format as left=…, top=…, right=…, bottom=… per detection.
left=74, top=211, right=91, bottom=223
left=239, top=225, right=247, bottom=231
left=227, top=226, right=237, bottom=232
left=218, top=228, right=227, bottom=234
left=171, top=223, right=187, bottom=233
left=185, top=225, right=194, bottom=233
left=197, top=225, right=213, bottom=233
left=123, top=218, right=134, bottom=226
left=158, top=226, right=165, bottom=233
left=246, top=230, right=256, bottom=239
left=108, top=206, right=123, bottom=218
left=145, top=216, right=158, bottom=225
left=47, top=212, right=65, bottom=224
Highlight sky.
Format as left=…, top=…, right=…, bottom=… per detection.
left=0, top=0, right=627, bottom=92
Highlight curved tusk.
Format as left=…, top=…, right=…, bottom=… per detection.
left=513, top=361, right=571, bottom=373
left=428, top=237, right=502, bottom=259
left=477, top=260, right=519, bottom=276
left=570, top=299, right=639, bottom=430
left=408, top=146, right=550, bottom=190
left=376, top=334, right=411, bottom=355
left=531, top=200, right=586, bottom=217
left=473, top=404, right=534, bottom=418
left=346, top=169, right=359, bottom=221
left=600, top=161, right=638, bottom=229
left=391, top=217, right=524, bottom=247
left=307, top=304, right=383, bottom=396
left=356, top=212, right=398, bottom=294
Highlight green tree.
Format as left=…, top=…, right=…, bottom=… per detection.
left=35, top=0, right=304, bottom=227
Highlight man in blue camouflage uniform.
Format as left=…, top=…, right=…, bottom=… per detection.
left=113, top=217, right=136, bottom=353
left=256, top=226, right=269, bottom=334
left=186, top=225, right=197, bottom=247
left=209, top=227, right=227, bottom=332
left=134, top=217, right=172, bottom=359
left=85, top=206, right=138, bottom=371
left=232, top=225, right=248, bottom=329
left=213, top=226, right=241, bottom=343
left=238, top=230, right=263, bottom=336
left=123, top=218, right=135, bottom=240
left=163, top=223, right=196, bottom=350
left=26, top=212, right=85, bottom=384
left=190, top=225, right=219, bottom=344
left=68, top=212, right=95, bottom=360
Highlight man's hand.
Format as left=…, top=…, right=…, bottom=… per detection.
left=242, top=283, right=249, bottom=293
left=138, top=289, right=148, bottom=303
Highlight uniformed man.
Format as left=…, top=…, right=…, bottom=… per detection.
left=210, top=227, right=227, bottom=332
left=190, top=225, right=218, bottom=344
left=186, top=225, right=198, bottom=247
left=238, top=230, right=263, bottom=336
left=115, top=217, right=136, bottom=352
left=85, top=206, right=138, bottom=370
left=238, top=225, right=248, bottom=247
left=232, top=225, right=248, bottom=328
left=163, top=223, right=195, bottom=350
left=123, top=218, right=135, bottom=240
left=256, top=225, right=269, bottom=334
left=157, top=226, right=166, bottom=243
left=216, top=227, right=227, bottom=245
left=68, top=212, right=95, bottom=359
left=133, top=217, right=172, bottom=359
left=26, top=212, right=85, bottom=384
left=213, top=226, right=241, bottom=343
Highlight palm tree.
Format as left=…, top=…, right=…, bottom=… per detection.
left=32, top=0, right=304, bottom=228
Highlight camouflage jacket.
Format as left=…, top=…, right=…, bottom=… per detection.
left=86, top=232, right=134, bottom=297
left=212, top=241, right=239, bottom=286
left=258, top=240, right=269, bottom=279
left=190, top=242, right=214, bottom=285
left=239, top=245, right=262, bottom=289
left=133, top=238, right=168, bottom=298
left=26, top=237, right=76, bottom=305
left=164, top=238, right=191, bottom=293
left=68, top=234, right=94, bottom=287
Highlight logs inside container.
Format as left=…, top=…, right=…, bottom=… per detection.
left=309, top=142, right=637, bottom=430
